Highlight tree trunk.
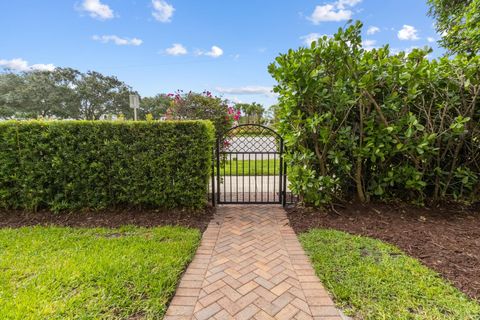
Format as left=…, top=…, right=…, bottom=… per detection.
left=313, top=135, right=327, bottom=176
left=356, top=103, right=366, bottom=203
left=355, top=156, right=366, bottom=202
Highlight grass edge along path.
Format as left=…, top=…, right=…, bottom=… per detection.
left=300, top=229, right=480, bottom=320
left=0, top=225, right=201, bottom=319
left=218, top=159, right=281, bottom=176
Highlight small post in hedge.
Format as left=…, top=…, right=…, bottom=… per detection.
left=129, top=94, right=140, bottom=121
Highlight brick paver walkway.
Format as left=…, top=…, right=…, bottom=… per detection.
left=164, top=205, right=345, bottom=320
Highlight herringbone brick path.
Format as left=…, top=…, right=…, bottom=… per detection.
left=164, top=205, right=344, bottom=320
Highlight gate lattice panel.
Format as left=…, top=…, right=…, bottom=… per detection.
left=213, top=124, right=287, bottom=205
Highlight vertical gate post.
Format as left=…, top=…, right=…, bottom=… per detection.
left=279, top=139, right=284, bottom=205
left=282, top=160, right=287, bottom=207
left=280, top=140, right=287, bottom=207
left=216, top=137, right=221, bottom=204
left=211, top=147, right=215, bottom=206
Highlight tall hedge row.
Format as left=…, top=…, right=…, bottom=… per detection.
left=269, top=22, right=480, bottom=205
left=0, top=120, right=215, bottom=211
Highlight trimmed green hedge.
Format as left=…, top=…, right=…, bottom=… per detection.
left=0, top=120, right=215, bottom=211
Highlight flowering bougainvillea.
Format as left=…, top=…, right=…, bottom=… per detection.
left=228, top=106, right=241, bottom=124
left=168, top=90, right=240, bottom=139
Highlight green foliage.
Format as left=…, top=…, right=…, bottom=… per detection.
left=140, top=94, right=172, bottom=120
left=0, top=68, right=136, bottom=120
left=145, top=112, right=154, bottom=122
left=0, top=226, right=200, bottom=319
left=0, top=120, right=215, bottom=211
left=236, top=102, right=265, bottom=124
left=0, top=73, right=23, bottom=118
left=265, top=104, right=281, bottom=128
left=170, top=91, right=236, bottom=138
left=76, top=70, right=134, bottom=120
left=0, top=69, right=239, bottom=127
left=269, top=21, right=480, bottom=205
left=428, top=0, right=480, bottom=55
left=0, top=68, right=80, bottom=119
left=300, top=229, right=480, bottom=319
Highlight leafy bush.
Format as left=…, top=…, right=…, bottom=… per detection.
left=0, top=120, right=214, bottom=211
left=169, top=90, right=239, bottom=138
left=269, top=22, right=480, bottom=205
left=428, top=0, right=480, bottom=55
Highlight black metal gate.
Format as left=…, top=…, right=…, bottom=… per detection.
left=212, top=124, right=287, bottom=206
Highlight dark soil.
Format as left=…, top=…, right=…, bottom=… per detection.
left=0, top=206, right=214, bottom=232
left=286, top=202, right=480, bottom=301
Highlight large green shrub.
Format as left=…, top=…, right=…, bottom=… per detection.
left=269, top=22, right=480, bottom=205
left=428, top=0, right=480, bottom=56
left=0, top=120, right=214, bottom=211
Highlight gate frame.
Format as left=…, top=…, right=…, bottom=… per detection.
left=212, top=124, right=287, bottom=207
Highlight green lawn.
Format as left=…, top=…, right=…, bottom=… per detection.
left=300, top=229, right=480, bottom=320
left=0, top=226, right=200, bottom=319
left=219, top=159, right=281, bottom=176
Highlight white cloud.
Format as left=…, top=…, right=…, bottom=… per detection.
left=367, top=26, right=380, bottom=35
left=206, top=46, right=224, bottom=58
left=336, top=0, right=362, bottom=9
left=30, top=64, right=56, bottom=71
left=427, top=37, right=435, bottom=43
left=197, top=46, right=224, bottom=58
left=309, top=4, right=351, bottom=23
left=152, top=0, right=174, bottom=23
left=362, top=39, right=377, bottom=51
left=0, top=58, right=29, bottom=71
left=93, top=35, right=143, bottom=46
left=230, top=97, right=244, bottom=104
left=79, top=0, right=114, bottom=20
left=0, top=58, right=55, bottom=72
left=391, top=46, right=419, bottom=55
left=308, top=0, right=361, bottom=24
left=215, top=86, right=276, bottom=97
left=300, top=33, right=330, bottom=45
left=165, top=43, right=188, bottom=55
left=398, top=25, right=420, bottom=41
left=405, top=46, right=419, bottom=53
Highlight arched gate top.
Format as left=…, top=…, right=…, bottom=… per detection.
left=220, top=124, right=283, bottom=153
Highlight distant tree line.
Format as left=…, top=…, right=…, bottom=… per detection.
left=0, top=68, right=277, bottom=126
left=0, top=68, right=138, bottom=120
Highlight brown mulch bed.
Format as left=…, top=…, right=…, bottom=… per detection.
left=0, top=206, right=214, bottom=232
left=286, top=202, right=480, bottom=301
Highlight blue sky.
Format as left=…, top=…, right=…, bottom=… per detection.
left=1, top=0, right=442, bottom=106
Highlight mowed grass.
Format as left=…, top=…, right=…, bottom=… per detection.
left=0, top=226, right=200, bottom=319
left=219, top=159, right=281, bottom=176
left=300, top=229, right=480, bottom=320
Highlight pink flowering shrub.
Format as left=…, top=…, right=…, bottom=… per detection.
left=169, top=90, right=240, bottom=139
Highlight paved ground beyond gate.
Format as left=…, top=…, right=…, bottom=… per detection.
left=164, top=206, right=345, bottom=320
